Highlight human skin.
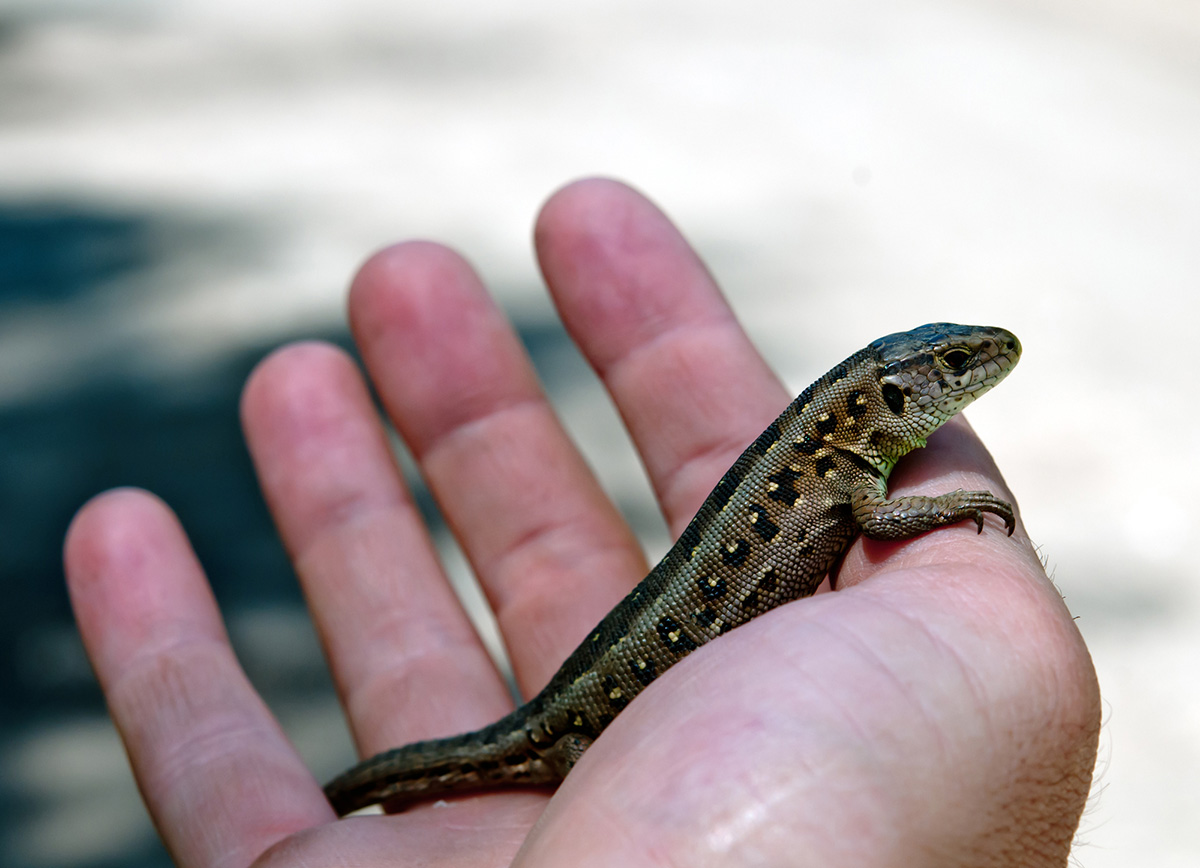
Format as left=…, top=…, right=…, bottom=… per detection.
left=64, top=178, right=1100, bottom=867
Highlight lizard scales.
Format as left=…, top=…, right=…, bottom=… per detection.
left=325, top=322, right=1021, bottom=815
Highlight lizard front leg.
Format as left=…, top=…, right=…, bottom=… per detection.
left=851, top=484, right=1016, bottom=541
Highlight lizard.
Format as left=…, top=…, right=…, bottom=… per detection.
left=324, top=322, right=1021, bottom=816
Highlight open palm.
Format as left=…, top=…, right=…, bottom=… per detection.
left=64, top=179, right=1099, bottom=867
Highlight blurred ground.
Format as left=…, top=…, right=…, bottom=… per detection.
left=1, top=0, right=1197, bottom=865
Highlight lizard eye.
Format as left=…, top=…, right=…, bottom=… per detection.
left=881, top=383, right=905, bottom=415
left=938, top=347, right=973, bottom=370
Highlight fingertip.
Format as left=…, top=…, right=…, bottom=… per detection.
left=536, top=178, right=730, bottom=382
left=535, top=176, right=650, bottom=240
left=533, top=177, right=670, bottom=290
left=64, top=487, right=221, bottom=679
left=348, top=240, right=483, bottom=346
left=239, top=338, right=408, bottom=554
left=64, top=487, right=178, bottom=589
left=241, top=340, right=361, bottom=435
left=346, top=238, right=545, bottom=453
left=355, top=238, right=473, bottom=287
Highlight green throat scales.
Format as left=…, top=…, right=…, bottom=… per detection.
left=324, top=322, right=1021, bottom=815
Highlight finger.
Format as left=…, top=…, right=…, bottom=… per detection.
left=348, top=244, right=647, bottom=695
left=241, top=342, right=513, bottom=754
left=64, top=489, right=330, bottom=868
left=535, top=178, right=791, bottom=534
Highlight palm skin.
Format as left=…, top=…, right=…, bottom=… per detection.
left=64, top=178, right=1099, bottom=868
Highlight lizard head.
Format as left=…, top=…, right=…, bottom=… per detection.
left=867, top=323, right=1021, bottom=454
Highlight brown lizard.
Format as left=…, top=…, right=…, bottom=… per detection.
left=324, top=322, right=1021, bottom=815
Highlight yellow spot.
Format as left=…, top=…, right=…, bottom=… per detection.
left=574, top=715, right=584, bottom=726
left=726, top=541, right=738, bottom=553
left=768, top=481, right=779, bottom=492
left=819, top=412, right=830, bottom=422
left=789, top=463, right=801, bottom=472
left=609, top=686, right=623, bottom=700
left=669, top=630, right=681, bottom=642
left=708, top=577, right=720, bottom=587
left=636, top=658, right=647, bottom=670
left=591, top=633, right=601, bottom=642
left=748, top=512, right=758, bottom=523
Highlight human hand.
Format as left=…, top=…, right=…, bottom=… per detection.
left=64, top=178, right=1099, bottom=867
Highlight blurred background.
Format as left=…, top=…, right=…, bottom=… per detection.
left=1, top=0, right=1197, bottom=865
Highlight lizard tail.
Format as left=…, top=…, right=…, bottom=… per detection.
left=323, top=716, right=558, bottom=816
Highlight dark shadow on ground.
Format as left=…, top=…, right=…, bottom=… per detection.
left=0, top=207, right=157, bottom=303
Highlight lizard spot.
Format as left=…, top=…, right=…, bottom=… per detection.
left=767, top=467, right=804, bottom=507
left=748, top=505, right=780, bottom=542
left=793, top=437, right=821, bottom=455
left=698, top=574, right=728, bottom=600
left=656, top=616, right=699, bottom=653
left=721, top=538, right=751, bottom=567
left=630, top=656, right=658, bottom=685
left=603, top=675, right=629, bottom=710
